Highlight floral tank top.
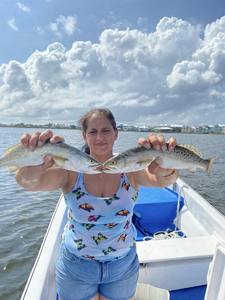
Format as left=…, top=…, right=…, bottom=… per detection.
left=62, top=173, right=139, bottom=262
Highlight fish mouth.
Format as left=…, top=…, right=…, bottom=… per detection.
left=101, top=166, right=117, bottom=173
left=92, top=166, right=114, bottom=171
left=89, top=164, right=102, bottom=170
left=92, top=165, right=104, bottom=171
left=90, top=167, right=102, bottom=173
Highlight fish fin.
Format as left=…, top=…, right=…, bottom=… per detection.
left=52, top=155, right=68, bottom=165
left=137, top=159, right=154, bottom=167
left=3, top=142, right=22, bottom=157
left=206, top=156, right=216, bottom=177
left=177, top=144, right=203, bottom=158
left=7, top=165, right=20, bottom=173
left=51, top=162, right=66, bottom=169
left=183, top=167, right=197, bottom=173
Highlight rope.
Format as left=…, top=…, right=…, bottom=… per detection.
left=175, top=183, right=188, bottom=231
left=143, top=183, right=188, bottom=241
left=143, top=229, right=186, bottom=241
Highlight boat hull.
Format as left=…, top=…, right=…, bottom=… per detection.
left=21, top=178, right=225, bottom=300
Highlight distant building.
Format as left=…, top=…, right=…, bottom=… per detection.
left=219, top=125, right=225, bottom=135
left=155, top=126, right=173, bottom=133
left=195, top=126, right=202, bottom=134
left=138, top=126, right=149, bottom=132
left=116, top=124, right=123, bottom=130
left=203, top=127, right=209, bottom=134
left=214, top=125, right=223, bottom=134
left=170, top=125, right=183, bottom=133
left=182, top=126, right=195, bottom=133
left=208, top=125, right=215, bottom=133
left=123, top=124, right=138, bottom=131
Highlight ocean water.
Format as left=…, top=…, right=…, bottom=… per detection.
left=0, top=127, right=224, bottom=300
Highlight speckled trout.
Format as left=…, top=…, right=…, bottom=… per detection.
left=0, top=141, right=102, bottom=173
left=102, top=144, right=216, bottom=176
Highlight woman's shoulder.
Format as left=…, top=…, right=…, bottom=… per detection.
left=62, top=170, right=79, bottom=194
left=125, top=172, right=140, bottom=191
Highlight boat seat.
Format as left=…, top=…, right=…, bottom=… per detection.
left=134, top=187, right=184, bottom=240
left=136, top=235, right=219, bottom=291
left=136, top=235, right=218, bottom=264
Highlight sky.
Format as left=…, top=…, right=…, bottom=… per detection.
left=0, top=0, right=225, bottom=126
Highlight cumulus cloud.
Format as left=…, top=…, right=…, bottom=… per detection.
left=49, top=15, right=77, bottom=38
left=7, top=17, right=19, bottom=31
left=16, top=3, right=31, bottom=13
left=1, top=16, right=225, bottom=125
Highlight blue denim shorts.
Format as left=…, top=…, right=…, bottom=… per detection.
left=56, top=243, right=139, bottom=300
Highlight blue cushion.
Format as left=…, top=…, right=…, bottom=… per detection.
left=134, top=187, right=184, bottom=239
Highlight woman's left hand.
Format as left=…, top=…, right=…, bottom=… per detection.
left=138, top=133, right=177, bottom=177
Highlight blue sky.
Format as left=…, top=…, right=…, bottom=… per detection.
left=0, top=0, right=225, bottom=126
left=1, top=0, right=224, bottom=65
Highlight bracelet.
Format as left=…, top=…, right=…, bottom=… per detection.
left=162, top=170, right=176, bottom=178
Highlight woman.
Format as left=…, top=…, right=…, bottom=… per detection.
left=16, top=108, right=178, bottom=300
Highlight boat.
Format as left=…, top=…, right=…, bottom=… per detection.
left=20, top=177, right=225, bottom=300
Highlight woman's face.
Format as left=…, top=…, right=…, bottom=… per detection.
left=82, top=114, right=118, bottom=160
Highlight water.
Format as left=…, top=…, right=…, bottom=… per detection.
left=0, top=127, right=224, bottom=299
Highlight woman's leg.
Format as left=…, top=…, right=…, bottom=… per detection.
left=100, top=295, right=134, bottom=300
left=59, top=294, right=100, bottom=300
left=59, top=294, right=134, bottom=300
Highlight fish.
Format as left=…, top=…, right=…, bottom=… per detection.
left=0, top=141, right=102, bottom=174
left=102, top=143, right=216, bottom=176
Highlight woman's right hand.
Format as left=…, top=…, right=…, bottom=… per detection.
left=21, top=130, right=65, bottom=151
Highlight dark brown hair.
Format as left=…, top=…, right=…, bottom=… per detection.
left=78, top=108, right=117, bottom=133
left=78, top=108, right=117, bottom=154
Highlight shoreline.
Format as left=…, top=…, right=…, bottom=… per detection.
left=0, top=125, right=224, bottom=134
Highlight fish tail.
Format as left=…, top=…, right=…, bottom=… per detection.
left=206, top=156, right=216, bottom=177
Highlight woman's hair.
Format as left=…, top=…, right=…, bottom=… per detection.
left=78, top=108, right=117, bottom=133
left=78, top=108, right=117, bottom=154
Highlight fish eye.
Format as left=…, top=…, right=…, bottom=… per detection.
left=110, top=160, right=117, bottom=165
left=89, top=158, right=95, bottom=164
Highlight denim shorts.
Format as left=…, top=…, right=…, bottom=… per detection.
left=56, top=243, right=140, bottom=300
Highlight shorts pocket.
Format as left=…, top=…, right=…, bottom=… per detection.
left=61, top=244, right=81, bottom=263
